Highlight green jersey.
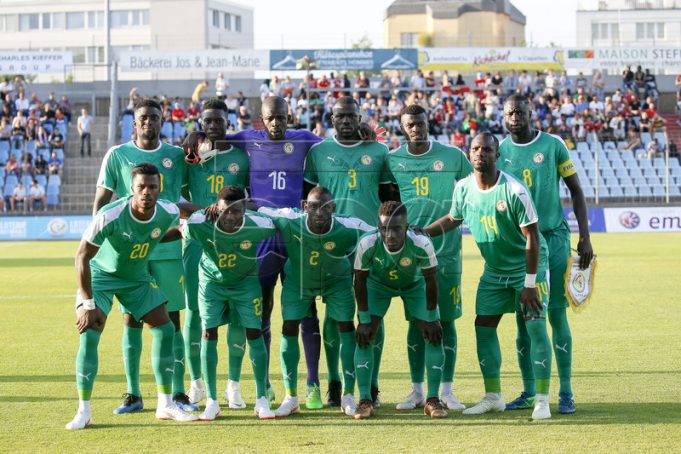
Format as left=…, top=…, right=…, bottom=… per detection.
left=84, top=196, right=180, bottom=281
left=304, top=136, right=391, bottom=225
left=449, top=171, right=548, bottom=278
left=387, top=140, right=473, bottom=264
left=258, top=207, right=373, bottom=288
left=184, top=210, right=277, bottom=286
left=354, top=230, right=438, bottom=289
left=498, top=131, right=576, bottom=234
left=97, top=140, right=188, bottom=260
left=186, top=146, right=249, bottom=206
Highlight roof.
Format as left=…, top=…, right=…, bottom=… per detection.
left=385, top=0, right=526, bottom=24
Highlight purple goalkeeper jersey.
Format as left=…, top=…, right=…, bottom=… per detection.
left=227, top=129, right=320, bottom=208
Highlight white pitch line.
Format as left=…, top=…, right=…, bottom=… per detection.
left=0, top=294, right=73, bottom=301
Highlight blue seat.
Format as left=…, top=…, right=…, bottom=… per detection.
left=26, top=140, right=36, bottom=155
left=48, top=174, right=61, bottom=187
left=46, top=185, right=59, bottom=206
left=21, top=175, right=32, bottom=188
left=623, top=186, right=638, bottom=197
left=57, top=121, right=68, bottom=139
left=2, top=179, right=15, bottom=197
left=639, top=186, right=652, bottom=197
left=610, top=186, right=624, bottom=197
left=0, top=147, right=8, bottom=165
left=35, top=174, right=47, bottom=187
left=53, top=148, right=64, bottom=161
left=121, top=114, right=134, bottom=142
left=160, top=122, right=173, bottom=140
left=43, top=123, right=54, bottom=134
left=173, top=123, right=186, bottom=143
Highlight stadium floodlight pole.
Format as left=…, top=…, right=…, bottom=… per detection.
left=593, top=132, right=599, bottom=206
left=105, top=0, right=118, bottom=149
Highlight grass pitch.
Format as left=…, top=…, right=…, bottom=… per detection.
left=0, top=233, right=679, bottom=453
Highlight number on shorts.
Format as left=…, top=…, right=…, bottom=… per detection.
left=253, top=297, right=263, bottom=316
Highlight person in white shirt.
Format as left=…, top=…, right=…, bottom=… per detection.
left=410, top=70, right=425, bottom=91
left=15, top=91, right=30, bottom=115
left=11, top=182, right=27, bottom=212
left=589, top=96, right=605, bottom=115
left=77, top=108, right=94, bottom=157
left=28, top=179, right=47, bottom=211
left=517, top=70, right=532, bottom=95
left=215, top=73, right=229, bottom=99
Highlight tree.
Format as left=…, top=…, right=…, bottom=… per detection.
left=417, top=32, right=432, bottom=47
left=351, top=33, right=373, bottom=50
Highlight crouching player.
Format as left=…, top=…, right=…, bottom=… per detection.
left=423, top=132, right=553, bottom=420
left=353, top=201, right=447, bottom=420
left=67, top=164, right=199, bottom=430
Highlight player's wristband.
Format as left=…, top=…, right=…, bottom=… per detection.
left=358, top=310, right=371, bottom=324
left=77, top=292, right=96, bottom=311
left=524, top=274, right=537, bottom=288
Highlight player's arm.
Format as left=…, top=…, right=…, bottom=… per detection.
left=422, top=214, right=462, bottom=237
left=519, top=221, right=543, bottom=319
left=92, top=187, right=113, bottom=217
left=563, top=173, right=593, bottom=269
left=161, top=226, right=183, bottom=243
left=74, top=239, right=105, bottom=333
left=176, top=201, right=203, bottom=219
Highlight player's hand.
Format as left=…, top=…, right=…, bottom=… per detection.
left=577, top=236, right=594, bottom=270
left=358, top=123, right=376, bottom=142
left=204, top=202, right=221, bottom=221
left=356, top=323, right=375, bottom=348
left=519, top=287, right=543, bottom=320
left=421, top=320, right=443, bottom=345
left=76, top=306, right=105, bottom=334
left=182, top=131, right=206, bottom=164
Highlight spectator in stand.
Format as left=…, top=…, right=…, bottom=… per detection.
left=36, top=125, right=49, bottom=150
left=237, top=105, right=252, bottom=130
left=644, top=69, right=658, bottom=99
left=34, top=153, right=48, bottom=175
left=0, top=77, right=13, bottom=98
left=215, top=73, right=228, bottom=100
left=259, top=79, right=271, bottom=102
left=10, top=182, right=27, bottom=212
left=575, top=72, right=588, bottom=90
left=49, top=127, right=64, bottom=151
left=29, top=93, right=41, bottom=112
left=39, top=102, right=55, bottom=127
left=186, top=101, right=200, bottom=121
left=639, top=112, right=651, bottom=132
left=48, top=151, right=62, bottom=175
left=592, top=70, right=605, bottom=100
left=59, top=95, right=72, bottom=122
left=451, top=128, right=467, bottom=149
left=355, top=71, right=370, bottom=99
left=44, top=92, right=58, bottom=110
left=574, top=94, right=589, bottom=114
left=28, top=179, right=46, bottom=211
left=0, top=118, right=11, bottom=140
left=127, top=87, right=141, bottom=111
left=504, top=69, right=517, bottom=95
left=559, top=70, right=573, bottom=94
left=560, top=95, right=576, bottom=117
left=650, top=111, right=667, bottom=132
left=622, top=65, right=635, bottom=91
left=15, top=91, right=29, bottom=116
left=621, top=128, right=641, bottom=152
left=171, top=102, right=186, bottom=123
left=11, top=110, right=27, bottom=132
left=610, top=114, right=627, bottom=140
left=646, top=137, right=662, bottom=159
left=225, top=94, right=239, bottom=128
left=77, top=108, right=94, bottom=157
left=5, top=153, right=19, bottom=175
left=425, top=71, right=437, bottom=90
left=410, top=69, right=425, bottom=91
left=20, top=153, right=33, bottom=177
left=589, top=95, right=605, bottom=116
left=191, top=80, right=209, bottom=103
left=634, top=65, right=645, bottom=92
left=4, top=94, right=16, bottom=117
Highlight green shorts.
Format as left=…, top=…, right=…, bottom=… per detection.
left=475, top=270, right=550, bottom=317
left=543, top=228, right=570, bottom=309
left=198, top=276, right=263, bottom=330
left=149, top=258, right=186, bottom=313
left=367, top=278, right=439, bottom=322
left=92, top=269, right=165, bottom=321
left=281, top=278, right=355, bottom=322
left=182, top=239, right=203, bottom=312
left=437, top=256, right=462, bottom=322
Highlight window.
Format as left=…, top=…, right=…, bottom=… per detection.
left=224, top=13, right=231, bottom=30
left=235, top=15, right=241, bottom=32
left=86, top=46, right=105, bottom=63
left=657, top=22, right=665, bottom=38
left=142, top=10, right=149, bottom=25
left=4, top=14, right=18, bottom=32
left=19, top=13, right=39, bottom=31
left=67, top=47, right=86, bottom=64
left=592, top=22, right=599, bottom=39
left=611, top=23, right=619, bottom=41
left=52, top=13, right=63, bottom=30
left=212, top=10, right=220, bottom=27
left=637, top=22, right=666, bottom=39
left=42, top=13, right=51, bottom=29
left=87, top=11, right=104, bottom=28
left=132, top=10, right=141, bottom=26
left=400, top=32, right=416, bottom=47
left=66, top=12, right=84, bottom=29
left=112, top=11, right=128, bottom=27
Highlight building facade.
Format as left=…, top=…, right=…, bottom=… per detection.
left=384, top=0, right=526, bottom=48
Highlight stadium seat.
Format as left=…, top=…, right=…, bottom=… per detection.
left=643, top=168, right=658, bottom=178
left=577, top=142, right=589, bottom=153
left=603, top=141, right=616, bottom=150
left=26, top=140, right=36, bottom=156
left=582, top=186, right=595, bottom=198
left=609, top=186, right=624, bottom=197
left=42, top=123, right=53, bottom=134
left=640, top=132, right=652, bottom=147
left=623, top=186, right=638, bottom=197
left=160, top=122, right=173, bottom=140
left=617, top=141, right=627, bottom=149
left=670, top=185, right=681, bottom=196
left=652, top=158, right=666, bottom=169
left=121, top=114, right=134, bottom=142
left=669, top=159, right=680, bottom=169
left=2, top=177, right=16, bottom=198
left=596, top=185, right=609, bottom=198
left=638, top=159, right=653, bottom=169
left=639, top=186, right=652, bottom=197
left=21, top=175, right=32, bottom=188
left=653, top=132, right=666, bottom=147
left=46, top=185, right=59, bottom=207
left=53, top=148, right=64, bottom=161
left=0, top=167, right=4, bottom=181
left=604, top=177, right=619, bottom=187
left=57, top=122, right=68, bottom=139
left=48, top=174, right=61, bottom=187
left=601, top=168, right=616, bottom=179
left=652, top=185, right=666, bottom=197
left=633, top=176, right=647, bottom=186
left=35, top=174, right=47, bottom=187
left=173, top=123, right=186, bottom=143
left=614, top=168, right=629, bottom=179
left=0, top=148, right=7, bottom=165
left=646, top=176, right=661, bottom=186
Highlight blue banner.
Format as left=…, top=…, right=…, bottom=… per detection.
left=563, top=207, right=606, bottom=233
left=0, top=215, right=90, bottom=240
left=269, top=48, right=418, bottom=71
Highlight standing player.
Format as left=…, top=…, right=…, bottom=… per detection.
left=171, top=186, right=277, bottom=420
left=181, top=98, right=249, bottom=406
left=423, top=132, right=553, bottom=420
left=498, top=94, right=594, bottom=414
left=93, top=99, right=195, bottom=413
left=257, top=187, right=373, bottom=417
left=387, top=104, right=472, bottom=412
left=353, top=201, right=446, bottom=420
left=67, top=164, right=198, bottom=430
left=304, top=96, right=395, bottom=407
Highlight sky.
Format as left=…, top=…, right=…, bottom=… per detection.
left=251, top=0, right=599, bottom=49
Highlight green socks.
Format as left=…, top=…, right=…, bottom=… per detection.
left=425, top=341, right=444, bottom=399
left=201, top=338, right=218, bottom=400
left=247, top=337, right=268, bottom=399
left=227, top=324, right=247, bottom=382
left=406, top=321, right=425, bottom=384
left=339, top=330, right=356, bottom=394
left=323, top=315, right=341, bottom=383
left=183, top=308, right=202, bottom=381
left=122, top=325, right=142, bottom=396
left=76, top=329, right=101, bottom=400
left=549, top=307, right=572, bottom=395
left=441, top=320, right=457, bottom=383
left=475, top=325, right=502, bottom=393
left=371, top=320, right=384, bottom=389
left=515, top=311, right=536, bottom=396
left=150, top=322, right=175, bottom=395
left=354, top=343, right=374, bottom=401
left=526, top=319, right=552, bottom=395
left=172, top=329, right=185, bottom=394
left=280, top=335, right=300, bottom=397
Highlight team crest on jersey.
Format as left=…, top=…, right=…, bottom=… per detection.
left=533, top=153, right=544, bottom=164
left=399, top=257, right=412, bottom=267
left=162, top=158, right=173, bottom=169
left=151, top=228, right=162, bottom=239
left=361, top=155, right=372, bottom=166
left=496, top=200, right=508, bottom=212
left=433, top=160, right=444, bottom=171
left=228, top=163, right=240, bottom=174
left=324, top=241, right=336, bottom=251
left=284, top=143, right=294, bottom=154
left=240, top=240, right=252, bottom=250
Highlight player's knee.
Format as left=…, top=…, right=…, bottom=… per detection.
left=245, top=328, right=262, bottom=341
left=337, top=321, right=354, bottom=333
left=123, top=313, right=143, bottom=328
left=203, top=328, right=218, bottom=341
left=282, top=320, right=300, bottom=337
left=475, top=315, right=502, bottom=328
